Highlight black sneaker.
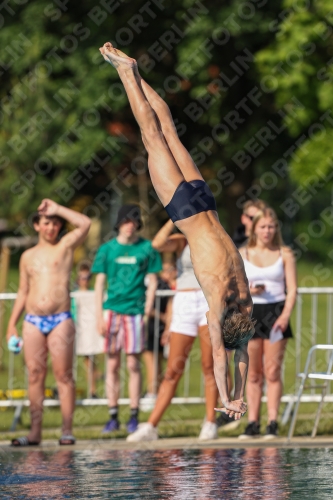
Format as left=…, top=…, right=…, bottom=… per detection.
left=238, top=421, right=260, bottom=440
left=217, top=413, right=231, bottom=427
left=264, top=420, right=278, bottom=440
left=216, top=413, right=240, bottom=431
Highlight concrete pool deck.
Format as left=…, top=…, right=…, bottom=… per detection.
left=2, top=436, right=333, bottom=451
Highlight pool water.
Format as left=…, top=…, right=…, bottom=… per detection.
left=1, top=447, right=332, bottom=499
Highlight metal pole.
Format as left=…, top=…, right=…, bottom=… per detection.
left=327, top=294, right=332, bottom=345
left=104, top=353, right=108, bottom=398
left=120, top=351, right=125, bottom=398
left=8, top=351, right=14, bottom=397
left=73, top=337, right=78, bottom=383
left=311, top=294, right=318, bottom=390
left=153, top=296, right=161, bottom=395
left=296, top=294, right=302, bottom=381
left=0, top=246, right=11, bottom=369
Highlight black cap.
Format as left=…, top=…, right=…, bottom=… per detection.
left=114, top=204, right=143, bottom=231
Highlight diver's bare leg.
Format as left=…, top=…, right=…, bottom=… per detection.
left=100, top=43, right=183, bottom=206
left=134, top=68, right=204, bottom=183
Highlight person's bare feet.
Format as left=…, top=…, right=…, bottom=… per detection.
left=99, top=42, right=136, bottom=69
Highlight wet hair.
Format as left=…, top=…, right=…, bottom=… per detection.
left=248, top=207, right=283, bottom=248
left=222, top=310, right=256, bottom=350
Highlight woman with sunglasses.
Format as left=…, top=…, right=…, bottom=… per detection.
left=232, top=199, right=268, bottom=249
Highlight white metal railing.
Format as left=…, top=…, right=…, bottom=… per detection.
left=1, top=288, right=333, bottom=428
left=0, top=290, right=202, bottom=417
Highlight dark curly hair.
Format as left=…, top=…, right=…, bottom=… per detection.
left=222, top=310, right=256, bottom=350
left=32, top=213, right=66, bottom=233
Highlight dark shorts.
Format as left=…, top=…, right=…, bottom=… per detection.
left=146, top=320, right=164, bottom=353
left=252, top=301, right=293, bottom=340
left=165, top=180, right=217, bottom=223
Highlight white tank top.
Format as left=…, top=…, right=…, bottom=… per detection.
left=243, top=250, right=286, bottom=304
left=176, top=244, right=200, bottom=290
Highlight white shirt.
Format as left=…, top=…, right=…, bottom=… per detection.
left=176, top=245, right=200, bottom=290
left=243, top=254, right=286, bottom=304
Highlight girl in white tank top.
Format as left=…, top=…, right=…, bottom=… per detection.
left=238, top=207, right=297, bottom=440
left=243, top=247, right=286, bottom=304
left=176, top=244, right=200, bottom=290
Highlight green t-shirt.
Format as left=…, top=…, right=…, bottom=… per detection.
left=91, top=237, right=162, bottom=315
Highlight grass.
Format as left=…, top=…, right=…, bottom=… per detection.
left=1, top=260, right=333, bottom=440
left=2, top=404, right=333, bottom=441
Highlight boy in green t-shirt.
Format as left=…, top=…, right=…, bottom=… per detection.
left=92, top=204, right=162, bottom=434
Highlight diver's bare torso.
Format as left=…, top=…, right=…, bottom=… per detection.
left=23, top=243, right=72, bottom=315
left=99, top=43, right=252, bottom=417
left=176, top=210, right=252, bottom=319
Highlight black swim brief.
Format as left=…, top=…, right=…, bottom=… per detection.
left=165, top=180, right=217, bottom=223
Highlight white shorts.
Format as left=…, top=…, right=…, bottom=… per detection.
left=169, top=290, right=208, bottom=337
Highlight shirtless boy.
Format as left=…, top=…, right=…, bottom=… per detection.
left=99, top=42, right=255, bottom=420
left=7, top=199, right=91, bottom=445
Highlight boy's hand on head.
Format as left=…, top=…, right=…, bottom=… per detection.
left=38, top=199, right=59, bottom=217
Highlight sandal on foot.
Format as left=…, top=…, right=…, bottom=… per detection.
left=11, top=437, right=40, bottom=447
left=59, top=435, right=76, bottom=445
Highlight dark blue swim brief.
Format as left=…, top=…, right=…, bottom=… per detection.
left=164, top=180, right=217, bottom=223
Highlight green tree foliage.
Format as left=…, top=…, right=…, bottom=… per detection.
left=1, top=0, right=132, bottom=224
left=256, top=3, right=333, bottom=185
left=1, top=0, right=303, bottom=239
left=255, top=0, right=333, bottom=260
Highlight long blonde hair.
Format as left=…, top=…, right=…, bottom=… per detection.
left=248, top=207, right=284, bottom=248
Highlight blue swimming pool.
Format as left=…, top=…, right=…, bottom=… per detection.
left=1, top=447, right=332, bottom=499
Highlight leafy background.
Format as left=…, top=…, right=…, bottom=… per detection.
left=1, top=0, right=333, bottom=260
